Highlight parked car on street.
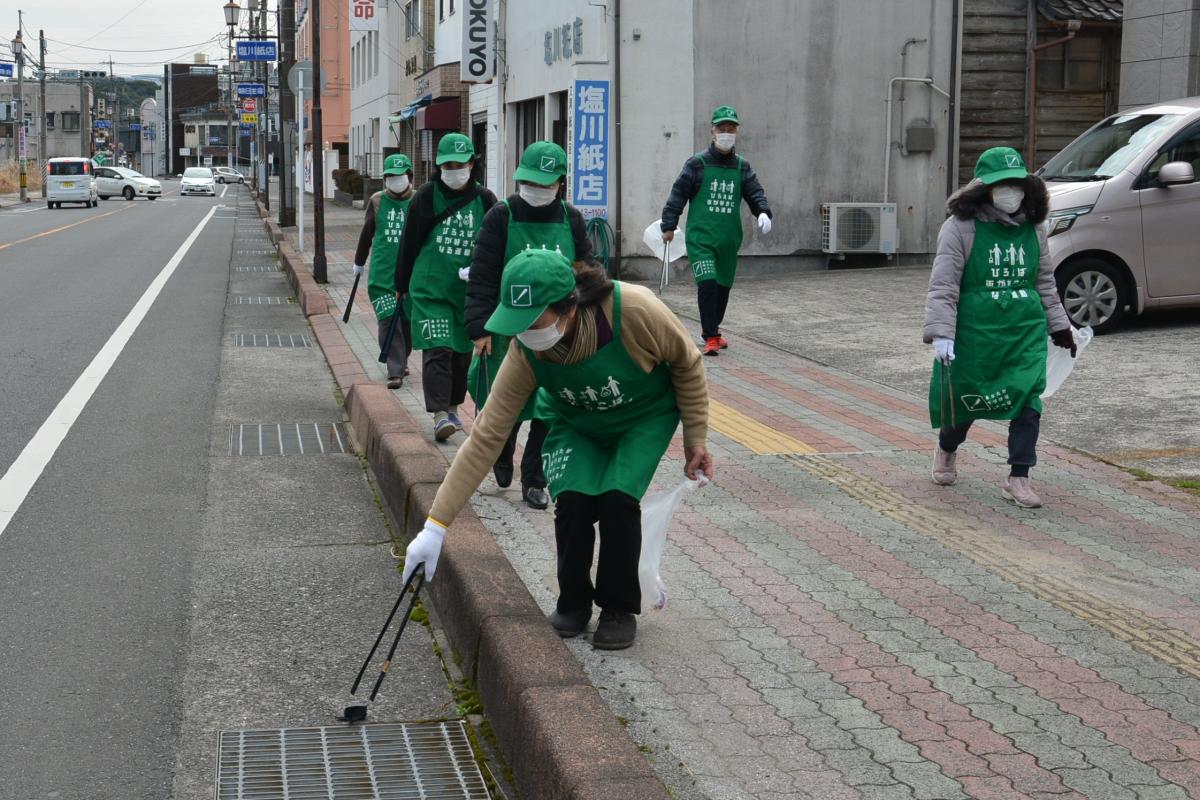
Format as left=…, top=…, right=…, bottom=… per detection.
left=45, top=157, right=98, bottom=209
left=180, top=167, right=217, bottom=196
left=1041, top=96, right=1200, bottom=333
left=95, top=166, right=162, bottom=201
left=213, top=166, right=245, bottom=184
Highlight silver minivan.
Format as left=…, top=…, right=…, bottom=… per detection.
left=1041, top=97, right=1200, bottom=332
left=45, top=157, right=99, bottom=209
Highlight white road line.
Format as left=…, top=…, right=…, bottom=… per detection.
left=0, top=204, right=223, bottom=538
left=221, top=184, right=228, bottom=198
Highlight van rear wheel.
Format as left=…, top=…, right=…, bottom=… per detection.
left=1058, top=258, right=1128, bottom=334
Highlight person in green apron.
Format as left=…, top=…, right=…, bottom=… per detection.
left=660, top=105, right=773, bottom=356
left=353, top=153, right=414, bottom=388
left=397, top=134, right=498, bottom=441
left=924, top=147, right=1077, bottom=509
left=464, top=141, right=597, bottom=510
left=403, top=250, right=712, bottom=650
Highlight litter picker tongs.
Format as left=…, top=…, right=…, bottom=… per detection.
left=658, top=240, right=671, bottom=295
left=939, top=361, right=957, bottom=429
left=340, top=566, right=426, bottom=723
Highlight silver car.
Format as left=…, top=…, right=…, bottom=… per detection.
left=1041, top=97, right=1200, bottom=332
left=180, top=167, right=217, bottom=196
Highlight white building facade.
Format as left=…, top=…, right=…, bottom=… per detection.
left=349, top=0, right=406, bottom=178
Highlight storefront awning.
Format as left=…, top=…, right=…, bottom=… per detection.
left=416, top=98, right=461, bottom=131
left=390, top=94, right=432, bottom=122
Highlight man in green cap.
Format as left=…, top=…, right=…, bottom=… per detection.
left=924, top=146, right=1076, bottom=509
left=403, top=251, right=712, bottom=650
left=353, top=152, right=415, bottom=388
left=660, top=105, right=773, bottom=356
left=463, top=140, right=597, bottom=509
left=398, top=133, right=498, bottom=441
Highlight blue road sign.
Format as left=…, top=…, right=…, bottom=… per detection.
left=237, top=83, right=266, bottom=98
left=236, top=41, right=277, bottom=62
left=93, top=119, right=111, bottom=129
left=0, top=63, right=13, bottom=78
left=130, top=123, right=142, bottom=131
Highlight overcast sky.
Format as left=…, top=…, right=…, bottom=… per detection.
left=7, top=0, right=250, bottom=77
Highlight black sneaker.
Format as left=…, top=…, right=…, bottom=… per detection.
left=548, top=607, right=591, bottom=638
left=593, top=610, right=636, bottom=650
left=386, top=376, right=404, bottom=389
left=493, top=461, right=514, bottom=488
left=522, top=486, right=549, bottom=510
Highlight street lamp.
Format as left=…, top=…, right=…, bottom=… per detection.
left=224, top=2, right=241, bottom=170
left=12, top=30, right=27, bottom=203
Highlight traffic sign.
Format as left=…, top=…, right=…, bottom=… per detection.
left=237, top=83, right=266, bottom=98
left=241, top=99, right=256, bottom=112
left=0, top=63, right=12, bottom=78
left=241, top=113, right=259, bottom=125
left=236, top=40, right=277, bottom=61
left=287, top=59, right=326, bottom=94
left=93, top=119, right=111, bottom=129
left=130, top=123, right=142, bottom=131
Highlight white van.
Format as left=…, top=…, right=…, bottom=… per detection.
left=46, top=157, right=98, bottom=209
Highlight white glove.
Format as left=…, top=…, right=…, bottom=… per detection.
left=933, top=337, right=955, bottom=365
left=757, top=213, right=772, bottom=235
left=458, top=267, right=471, bottom=282
left=403, top=519, right=446, bottom=583
left=352, top=263, right=365, bottom=277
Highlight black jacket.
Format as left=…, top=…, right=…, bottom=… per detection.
left=463, top=196, right=595, bottom=340
left=395, top=180, right=499, bottom=296
left=660, top=143, right=772, bottom=232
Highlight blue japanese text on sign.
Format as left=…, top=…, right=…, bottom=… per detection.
left=94, top=119, right=111, bottom=129
left=237, top=83, right=266, bottom=97
left=0, top=63, right=13, bottom=78
left=130, top=123, right=141, bottom=131
left=236, top=40, right=278, bottom=61
left=571, top=79, right=609, bottom=217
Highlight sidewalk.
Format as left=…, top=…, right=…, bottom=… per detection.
left=299, top=217, right=1200, bottom=799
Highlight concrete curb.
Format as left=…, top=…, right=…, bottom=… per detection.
left=263, top=216, right=670, bottom=800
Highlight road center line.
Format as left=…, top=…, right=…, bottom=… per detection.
left=0, top=206, right=133, bottom=251
left=0, top=204, right=222, bottom=539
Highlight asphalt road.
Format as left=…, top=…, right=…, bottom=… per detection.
left=0, top=185, right=233, bottom=798
left=662, top=267, right=1200, bottom=477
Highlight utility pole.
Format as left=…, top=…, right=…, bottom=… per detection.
left=79, top=72, right=87, bottom=157
left=259, top=0, right=270, bottom=210
left=310, top=0, right=327, bottom=282
left=277, top=0, right=295, bottom=227
left=109, top=56, right=117, bottom=164
left=39, top=29, right=46, bottom=198
left=14, top=17, right=27, bottom=203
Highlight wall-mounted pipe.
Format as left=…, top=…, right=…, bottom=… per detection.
left=883, top=76, right=950, bottom=203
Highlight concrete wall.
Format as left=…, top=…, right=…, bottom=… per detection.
left=296, top=0, right=351, bottom=146
left=0, top=81, right=94, bottom=161
left=1120, top=0, right=1200, bottom=109
left=350, top=0, right=405, bottom=169
left=434, top=1, right=463, bottom=66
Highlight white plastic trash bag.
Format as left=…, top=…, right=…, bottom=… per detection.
left=1042, top=325, right=1093, bottom=399
left=639, top=474, right=708, bottom=611
left=642, top=219, right=688, bottom=262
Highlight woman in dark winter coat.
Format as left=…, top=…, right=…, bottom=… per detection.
left=922, top=147, right=1076, bottom=509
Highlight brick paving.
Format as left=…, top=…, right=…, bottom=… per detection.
left=301, top=218, right=1200, bottom=799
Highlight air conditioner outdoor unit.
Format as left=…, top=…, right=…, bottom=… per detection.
left=821, top=202, right=898, bottom=255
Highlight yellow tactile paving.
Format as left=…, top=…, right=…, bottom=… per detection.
left=788, top=453, right=1200, bottom=679
left=709, top=400, right=817, bottom=455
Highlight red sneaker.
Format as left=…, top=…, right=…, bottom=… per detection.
left=703, top=337, right=721, bottom=356
left=718, top=336, right=729, bottom=350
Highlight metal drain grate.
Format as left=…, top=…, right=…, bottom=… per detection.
left=235, top=264, right=282, bottom=273
left=233, top=295, right=294, bottom=305
left=216, top=721, right=490, bottom=800
left=236, top=248, right=276, bottom=255
left=231, top=334, right=313, bottom=348
left=228, top=423, right=350, bottom=455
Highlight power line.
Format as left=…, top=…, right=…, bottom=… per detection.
left=44, top=35, right=223, bottom=53
left=69, top=0, right=156, bottom=47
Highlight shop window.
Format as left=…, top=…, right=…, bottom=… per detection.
left=1037, top=35, right=1105, bottom=91
left=405, top=0, right=421, bottom=39
left=514, top=97, right=545, bottom=169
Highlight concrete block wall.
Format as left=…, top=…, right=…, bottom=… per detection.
left=1120, top=0, right=1200, bottom=108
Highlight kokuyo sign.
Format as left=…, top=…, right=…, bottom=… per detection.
left=460, top=0, right=494, bottom=83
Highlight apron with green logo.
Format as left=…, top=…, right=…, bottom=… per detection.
left=685, top=153, right=743, bottom=288
left=522, top=282, right=681, bottom=501
left=469, top=199, right=576, bottom=419
left=408, top=186, right=483, bottom=353
left=929, top=220, right=1047, bottom=428
left=367, top=192, right=410, bottom=322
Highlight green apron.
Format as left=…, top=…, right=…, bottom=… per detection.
left=929, top=220, right=1047, bottom=428
left=367, top=192, right=410, bottom=322
left=408, top=184, right=484, bottom=353
left=685, top=152, right=743, bottom=287
left=522, top=282, right=681, bottom=500
left=468, top=199, right=576, bottom=419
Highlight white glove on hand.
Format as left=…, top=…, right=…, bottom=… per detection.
left=458, top=267, right=471, bottom=282
left=403, top=519, right=446, bottom=583
left=352, top=263, right=365, bottom=277
left=757, top=213, right=772, bottom=235
left=933, top=337, right=955, bottom=365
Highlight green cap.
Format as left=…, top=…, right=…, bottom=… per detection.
left=513, top=141, right=568, bottom=186
left=974, top=146, right=1028, bottom=185
left=711, top=105, right=739, bottom=126
left=435, top=133, right=475, bottom=165
left=382, top=153, right=412, bottom=176
left=486, top=249, right=576, bottom=336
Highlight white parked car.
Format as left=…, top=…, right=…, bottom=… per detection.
left=213, top=166, right=245, bottom=184
left=45, top=157, right=98, bottom=209
left=180, top=167, right=217, bottom=196
left=95, top=166, right=162, bottom=201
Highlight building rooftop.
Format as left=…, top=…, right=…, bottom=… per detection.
left=1038, top=0, right=1123, bottom=22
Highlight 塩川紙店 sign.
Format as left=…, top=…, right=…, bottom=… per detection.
left=235, top=40, right=277, bottom=61
left=237, top=83, right=266, bottom=98
left=571, top=79, right=609, bottom=217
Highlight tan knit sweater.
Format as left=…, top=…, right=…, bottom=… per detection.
left=428, top=282, right=708, bottom=525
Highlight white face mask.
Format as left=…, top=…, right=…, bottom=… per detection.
left=385, top=175, right=410, bottom=195
left=441, top=167, right=471, bottom=190
left=991, top=185, right=1025, bottom=214
left=714, top=133, right=737, bottom=152
left=519, top=183, right=559, bottom=207
left=516, top=316, right=565, bottom=351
